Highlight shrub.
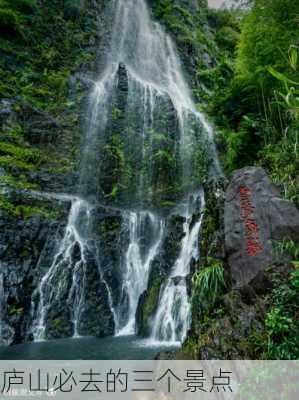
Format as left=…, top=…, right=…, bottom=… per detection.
left=265, top=269, right=299, bottom=359
left=12, top=0, right=37, bottom=14
left=0, top=7, right=22, bottom=36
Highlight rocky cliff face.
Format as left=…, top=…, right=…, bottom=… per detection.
left=182, top=167, right=299, bottom=359
left=0, top=199, right=68, bottom=345
left=0, top=0, right=110, bottom=344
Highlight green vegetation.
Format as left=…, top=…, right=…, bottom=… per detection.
left=204, top=0, right=299, bottom=205
left=0, top=0, right=99, bottom=216
left=173, top=0, right=299, bottom=360
left=48, top=316, right=70, bottom=338
left=0, top=0, right=97, bottom=109
left=0, top=194, right=58, bottom=219
left=246, top=262, right=299, bottom=360
left=100, top=133, right=133, bottom=201
left=0, top=141, right=42, bottom=170
left=192, top=258, right=226, bottom=311
left=262, top=240, right=299, bottom=359
left=8, top=304, right=24, bottom=316
left=153, top=0, right=218, bottom=94
left=139, top=277, right=164, bottom=336
left=0, top=0, right=36, bottom=37
left=99, top=216, right=122, bottom=241
left=151, top=131, right=180, bottom=205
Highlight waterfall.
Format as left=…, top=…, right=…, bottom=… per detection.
left=31, top=199, right=115, bottom=340
left=32, top=199, right=92, bottom=340
left=151, top=191, right=205, bottom=344
left=115, top=212, right=164, bottom=335
left=29, top=0, right=218, bottom=343
left=78, top=0, right=218, bottom=204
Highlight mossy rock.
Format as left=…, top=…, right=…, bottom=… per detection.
left=47, top=316, right=73, bottom=339
left=137, top=277, right=164, bottom=336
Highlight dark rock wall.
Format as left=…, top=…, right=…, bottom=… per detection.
left=182, top=167, right=299, bottom=360
left=0, top=199, right=69, bottom=345
left=0, top=0, right=113, bottom=344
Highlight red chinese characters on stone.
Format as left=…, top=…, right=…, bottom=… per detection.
left=239, top=186, right=262, bottom=257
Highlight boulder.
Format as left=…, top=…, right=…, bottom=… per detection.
left=224, top=167, right=299, bottom=287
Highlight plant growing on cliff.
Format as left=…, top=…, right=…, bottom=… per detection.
left=192, top=258, right=226, bottom=312
left=274, top=239, right=299, bottom=260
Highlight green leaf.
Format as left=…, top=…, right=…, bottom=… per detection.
left=268, top=66, right=299, bottom=86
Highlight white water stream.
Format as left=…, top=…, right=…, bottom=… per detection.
left=151, top=191, right=205, bottom=344
left=29, top=0, right=217, bottom=344
left=115, top=212, right=164, bottom=336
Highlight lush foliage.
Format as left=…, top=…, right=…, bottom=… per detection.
left=205, top=0, right=299, bottom=205
left=185, top=0, right=299, bottom=360
left=263, top=279, right=299, bottom=360
left=0, top=0, right=98, bottom=216
left=262, top=241, right=299, bottom=359
left=0, top=0, right=95, bottom=110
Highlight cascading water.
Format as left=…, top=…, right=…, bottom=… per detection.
left=31, top=198, right=116, bottom=340
left=151, top=191, right=205, bottom=343
left=32, top=199, right=93, bottom=340
left=115, top=212, right=164, bottom=335
left=29, top=0, right=219, bottom=344
left=78, top=0, right=217, bottom=205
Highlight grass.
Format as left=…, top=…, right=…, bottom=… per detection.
left=192, top=258, right=226, bottom=310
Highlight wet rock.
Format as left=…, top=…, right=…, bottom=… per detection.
left=77, top=255, right=115, bottom=337
left=21, top=102, right=62, bottom=145
left=37, top=205, right=119, bottom=341
left=0, top=197, right=69, bottom=345
left=224, top=167, right=299, bottom=287
left=97, top=208, right=127, bottom=308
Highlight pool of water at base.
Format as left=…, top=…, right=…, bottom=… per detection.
left=0, top=335, right=180, bottom=360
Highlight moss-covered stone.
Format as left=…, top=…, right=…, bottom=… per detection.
left=0, top=0, right=105, bottom=215
left=137, top=277, right=164, bottom=336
